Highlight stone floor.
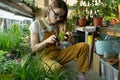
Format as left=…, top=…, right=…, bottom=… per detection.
left=63, top=60, right=103, bottom=80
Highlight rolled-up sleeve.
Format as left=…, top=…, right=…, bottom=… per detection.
left=29, top=20, right=39, bottom=33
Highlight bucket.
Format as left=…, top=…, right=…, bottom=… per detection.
left=59, top=41, right=72, bottom=49
left=95, top=35, right=118, bottom=55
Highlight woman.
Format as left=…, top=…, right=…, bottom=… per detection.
left=30, top=0, right=89, bottom=75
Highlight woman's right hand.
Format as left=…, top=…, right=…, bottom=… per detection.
left=44, top=35, right=57, bottom=44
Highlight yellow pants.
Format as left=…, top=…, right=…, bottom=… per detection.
left=42, top=42, right=89, bottom=73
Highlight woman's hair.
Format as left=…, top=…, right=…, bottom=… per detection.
left=49, top=0, right=68, bottom=22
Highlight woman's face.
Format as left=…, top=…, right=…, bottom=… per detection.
left=49, top=7, right=65, bottom=25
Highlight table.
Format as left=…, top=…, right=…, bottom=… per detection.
left=74, top=26, right=96, bottom=68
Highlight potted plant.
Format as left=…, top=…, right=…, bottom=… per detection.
left=72, top=0, right=88, bottom=27
left=71, top=2, right=80, bottom=26
left=78, top=6, right=87, bottom=27
left=89, top=2, right=104, bottom=27
left=71, top=12, right=79, bottom=26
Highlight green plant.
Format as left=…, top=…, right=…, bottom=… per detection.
left=21, top=25, right=30, bottom=43
left=0, top=24, right=21, bottom=52
left=0, top=23, right=23, bottom=71
left=73, top=0, right=87, bottom=19
left=79, top=6, right=87, bottom=19
left=21, top=25, right=30, bottom=38
left=0, top=60, right=17, bottom=74
left=73, top=0, right=79, bottom=17
left=103, top=1, right=119, bottom=21
left=67, top=19, right=74, bottom=32
left=89, top=3, right=104, bottom=18
left=0, top=51, right=79, bottom=80
left=22, top=0, right=41, bottom=12
left=58, top=31, right=65, bottom=41
left=104, top=13, right=117, bottom=21
left=0, top=50, right=7, bottom=62
left=88, top=0, right=120, bottom=19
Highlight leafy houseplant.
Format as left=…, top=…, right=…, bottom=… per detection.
left=71, top=10, right=79, bottom=26
left=76, top=0, right=88, bottom=27
left=78, top=6, right=87, bottom=27
left=88, top=2, right=105, bottom=26
left=67, top=19, right=74, bottom=32
left=71, top=0, right=88, bottom=27
left=84, top=0, right=120, bottom=26
left=103, top=1, right=120, bottom=25
left=71, top=2, right=80, bottom=26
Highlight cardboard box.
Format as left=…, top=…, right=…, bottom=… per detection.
left=118, top=58, right=120, bottom=80
left=92, top=53, right=102, bottom=75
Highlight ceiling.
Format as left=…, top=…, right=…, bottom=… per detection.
left=0, top=0, right=34, bottom=18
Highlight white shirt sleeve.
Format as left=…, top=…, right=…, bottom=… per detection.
left=29, top=20, right=40, bottom=33
left=29, top=20, right=45, bottom=42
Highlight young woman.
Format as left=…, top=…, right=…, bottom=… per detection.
left=30, top=0, right=89, bottom=75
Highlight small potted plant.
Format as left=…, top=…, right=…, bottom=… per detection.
left=78, top=6, right=87, bottom=27
left=89, top=3, right=104, bottom=27
left=72, top=0, right=87, bottom=27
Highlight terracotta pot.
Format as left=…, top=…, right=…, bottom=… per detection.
left=110, top=19, right=120, bottom=25
left=78, top=18, right=87, bottom=27
left=93, top=17, right=103, bottom=27
left=110, top=19, right=116, bottom=25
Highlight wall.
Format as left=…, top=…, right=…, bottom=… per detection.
left=35, top=0, right=49, bottom=19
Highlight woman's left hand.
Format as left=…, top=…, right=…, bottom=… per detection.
left=65, top=31, right=72, bottom=38
left=64, top=31, right=72, bottom=40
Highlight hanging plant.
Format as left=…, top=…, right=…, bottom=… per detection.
left=22, top=0, right=41, bottom=13
left=32, top=5, right=41, bottom=13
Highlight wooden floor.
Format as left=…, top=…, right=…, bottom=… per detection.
left=63, top=60, right=103, bottom=80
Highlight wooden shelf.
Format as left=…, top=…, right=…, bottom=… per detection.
left=98, top=27, right=120, bottom=37
left=107, top=31, right=120, bottom=37
left=0, top=0, right=34, bottom=18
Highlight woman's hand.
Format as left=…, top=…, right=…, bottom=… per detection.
left=65, top=31, right=72, bottom=38
left=44, top=35, right=57, bottom=44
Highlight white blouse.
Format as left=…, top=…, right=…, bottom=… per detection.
left=29, top=18, right=58, bottom=42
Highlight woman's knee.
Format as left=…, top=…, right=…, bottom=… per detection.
left=77, top=42, right=89, bottom=49
left=43, top=59, right=63, bottom=72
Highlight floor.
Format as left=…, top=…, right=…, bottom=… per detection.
left=63, top=60, right=103, bottom=80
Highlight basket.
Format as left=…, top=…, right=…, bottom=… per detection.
left=100, top=59, right=118, bottom=80
left=95, top=35, right=118, bottom=55
left=112, top=40, right=120, bottom=53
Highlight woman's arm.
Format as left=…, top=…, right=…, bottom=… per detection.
left=30, top=31, right=48, bottom=53
left=30, top=31, right=57, bottom=53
